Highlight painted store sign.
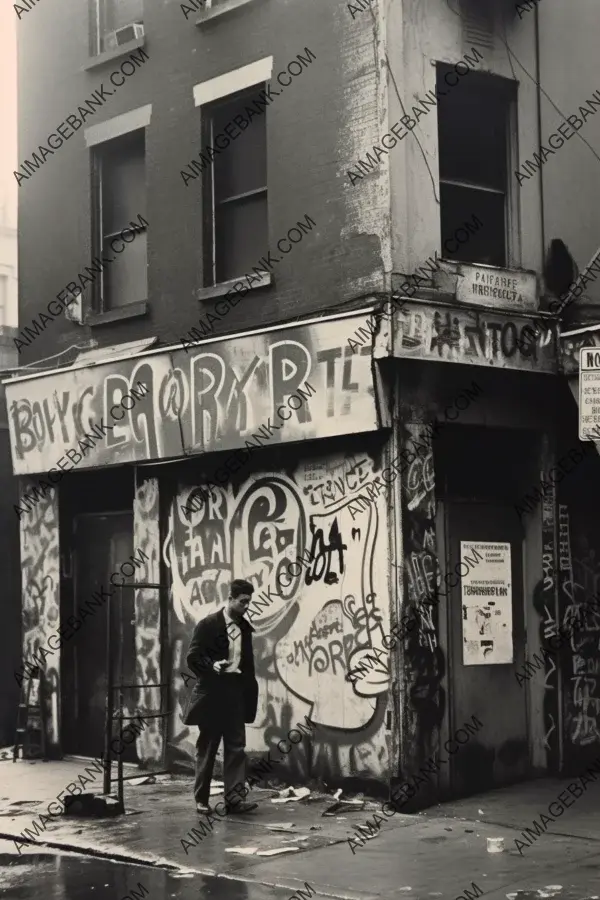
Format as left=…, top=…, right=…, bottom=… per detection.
left=5, top=314, right=379, bottom=476
left=394, top=300, right=558, bottom=372
left=455, top=263, right=537, bottom=312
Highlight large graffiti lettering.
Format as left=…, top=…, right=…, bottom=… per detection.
left=164, top=449, right=390, bottom=779
left=8, top=317, right=379, bottom=475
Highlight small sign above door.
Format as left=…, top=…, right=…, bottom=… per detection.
left=456, top=264, right=538, bottom=312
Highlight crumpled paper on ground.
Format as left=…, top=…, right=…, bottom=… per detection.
left=271, top=787, right=311, bottom=803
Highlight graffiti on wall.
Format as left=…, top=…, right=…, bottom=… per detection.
left=133, top=477, right=163, bottom=765
left=401, top=424, right=445, bottom=765
left=562, top=504, right=600, bottom=750
left=533, top=487, right=559, bottom=764
left=164, top=449, right=390, bottom=781
left=396, top=301, right=557, bottom=373
left=20, top=481, right=60, bottom=749
left=6, top=315, right=379, bottom=476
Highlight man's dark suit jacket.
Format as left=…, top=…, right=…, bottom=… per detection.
left=183, top=608, right=258, bottom=730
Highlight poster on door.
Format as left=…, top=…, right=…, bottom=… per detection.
left=461, top=541, right=513, bottom=665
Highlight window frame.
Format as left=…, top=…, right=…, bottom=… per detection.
left=201, top=85, right=268, bottom=288
left=91, top=0, right=144, bottom=57
left=437, top=64, right=519, bottom=269
left=91, top=129, right=147, bottom=315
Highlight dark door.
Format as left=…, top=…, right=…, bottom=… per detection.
left=444, top=501, right=529, bottom=795
left=68, top=512, right=135, bottom=759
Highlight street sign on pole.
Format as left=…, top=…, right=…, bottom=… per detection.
left=579, top=347, right=600, bottom=440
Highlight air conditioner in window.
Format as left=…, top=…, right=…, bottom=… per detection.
left=104, top=22, right=144, bottom=51
left=64, top=289, right=83, bottom=325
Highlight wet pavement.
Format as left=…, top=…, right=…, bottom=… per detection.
left=4, top=763, right=600, bottom=899
left=0, top=840, right=304, bottom=900
left=2, top=840, right=600, bottom=900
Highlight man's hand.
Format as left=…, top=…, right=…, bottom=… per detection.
left=213, top=659, right=230, bottom=674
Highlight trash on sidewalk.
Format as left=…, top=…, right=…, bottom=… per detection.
left=266, top=823, right=296, bottom=832
left=225, top=846, right=259, bottom=855
left=322, top=798, right=365, bottom=816
left=64, top=793, right=123, bottom=818
left=128, top=775, right=156, bottom=786
left=209, top=780, right=225, bottom=796
left=487, top=837, right=504, bottom=853
left=256, top=847, right=301, bottom=856
left=271, top=787, right=311, bottom=804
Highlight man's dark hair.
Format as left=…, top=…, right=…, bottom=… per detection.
left=230, top=579, right=254, bottom=598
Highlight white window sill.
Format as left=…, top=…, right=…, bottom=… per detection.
left=84, top=36, right=146, bottom=72
left=196, top=272, right=271, bottom=301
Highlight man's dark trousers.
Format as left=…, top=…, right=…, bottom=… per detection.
left=194, top=674, right=246, bottom=807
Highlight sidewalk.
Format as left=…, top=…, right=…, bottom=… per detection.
left=2, top=759, right=600, bottom=899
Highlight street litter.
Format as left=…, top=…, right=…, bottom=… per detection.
left=322, top=798, right=365, bottom=816
left=225, top=847, right=259, bottom=855
left=271, top=787, right=311, bottom=803
left=266, top=823, right=296, bottom=832
left=487, top=837, right=504, bottom=853
left=128, top=775, right=156, bottom=786
left=210, top=781, right=225, bottom=796
left=256, top=847, right=301, bottom=856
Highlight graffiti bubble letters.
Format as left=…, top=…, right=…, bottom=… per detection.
left=7, top=315, right=379, bottom=476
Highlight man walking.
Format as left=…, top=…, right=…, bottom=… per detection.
left=183, top=578, right=259, bottom=815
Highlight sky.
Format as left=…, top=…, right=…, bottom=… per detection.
left=0, top=1, right=17, bottom=225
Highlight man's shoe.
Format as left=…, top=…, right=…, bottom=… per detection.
left=225, top=800, right=258, bottom=814
left=196, top=803, right=212, bottom=815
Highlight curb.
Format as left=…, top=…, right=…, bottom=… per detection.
left=0, top=827, right=378, bottom=900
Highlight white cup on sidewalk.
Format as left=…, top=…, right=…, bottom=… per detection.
left=487, top=837, right=504, bottom=853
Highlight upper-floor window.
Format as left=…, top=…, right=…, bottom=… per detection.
left=92, top=129, right=147, bottom=311
left=202, top=86, right=268, bottom=286
left=437, top=65, right=515, bottom=268
left=93, top=0, right=144, bottom=55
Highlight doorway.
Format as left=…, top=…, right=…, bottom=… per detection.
left=436, top=425, right=536, bottom=796
left=442, top=501, right=528, bottom=795
left=66, top=512, right=136, bottom=760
